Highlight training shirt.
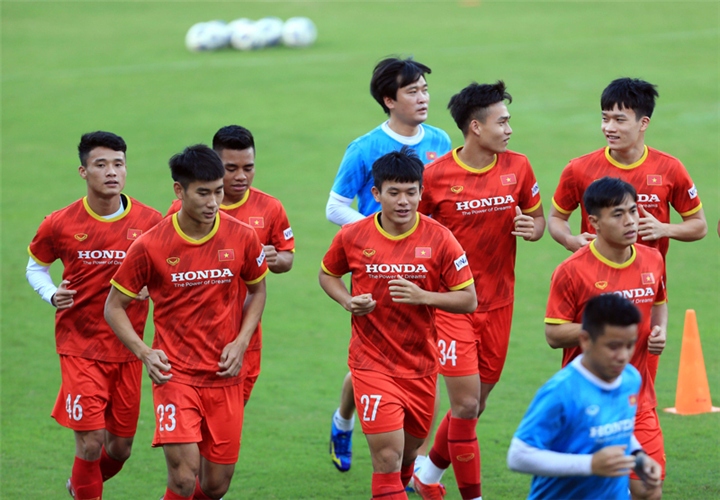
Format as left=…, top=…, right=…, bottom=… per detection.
left=514, top=355, right=641, bottom=500
left=545, top=240, right=666, bottom=413
left=330, top=122, right=451, bottom=216
left=322, top=213, right=474, bottom=378
left=167, top=187, right=294, bottom=351
left=111, top=212, right=269, bottom=387
left=552, top=146, right=703, bottom=259
left=420, top=148, right=542, bottom=311
left=28, top=195, right=162, bottom=362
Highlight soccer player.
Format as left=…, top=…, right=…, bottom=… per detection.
left=319, top=147, right=477, bottom=499
left=104, top=145, right=268, bottom=500
left=508, top=294, right=662, bottom=499
left=412, top=81, right=544, bottom=500
left=167, top=125, right=294, bottom=404
left=326, top=56, right=451, bottom=473
left=545, top=177, right=668, bottom=500
left=26, top=131, right=162, bottom=500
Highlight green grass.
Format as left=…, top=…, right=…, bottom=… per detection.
left=2, top=1, right=718, bottom=498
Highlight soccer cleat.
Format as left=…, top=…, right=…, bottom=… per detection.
left=66, top=479, right=76, bottom=499
left=329, top=418, right=353, bottom=472
left=412, top=474, right=446, bottom=500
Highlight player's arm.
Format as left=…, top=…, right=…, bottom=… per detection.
left=388, top=276, right=477, bottom=314
left=513, top=205, right=545, bottom=242
left=218, top=278, right=267, bottom=378
left=26, top=257, right=77, bottom=309
left=548, top=205, right=596, bottom=252
left=326, top=192, right=365, bottom=226
left=648, top=302, right=668, bottom=356
left=545, top=321, right=582, bottom=349
left=263, top=245, right=294, bottom=274
left=638, top=205, right=707, bottom=242
left=104, top=285, right=172, bottom=384
left=319, top=268, right=376, bottom=316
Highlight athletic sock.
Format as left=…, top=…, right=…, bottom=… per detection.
left=162, top=487, right=193, bottom=500
left=333, top=408, right=354, bottom=431
left=193, top=477, right=212, bottom=499
left=400, top=462, right=414, bottom=487
left=448, top=416, right=481, bottom=500
left=99, top=446, right=125, bottom=481
left=71, top=456, right=103, bottom=500
left=371, top=472, right=406, bottom=500
left=418, top=411, right=451, bottom=484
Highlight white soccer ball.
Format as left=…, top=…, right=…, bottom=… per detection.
left=255, top=17, right=284, bottom=47
left=281, top=17, right=317, bottom=48
left=229, top=19, right=264, bottom=51
left=185, top=21, right=231, bottom=52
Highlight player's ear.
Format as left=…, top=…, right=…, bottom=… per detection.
left=587, top=214, right=599, bottom=231
left=639, top=115, right=650, bottom=132
left=383, top=95, right=396, bottom=111
left=173, top=181, right=185, bottom=200
left=371, top=186, right=381, bottom=202
left=78, top=165, right=87, bottom=180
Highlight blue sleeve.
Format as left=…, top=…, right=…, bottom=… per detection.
left=514, top=382, right=567, bottom=451
left=331, top=142, right=367, bottom=200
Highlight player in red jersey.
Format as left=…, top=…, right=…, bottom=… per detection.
left=167, top=125, right=294, bottom=403
left=26, top=131, right=162, bottom=500
left=414, top=81, right=545, bottom=500
left=105, top=145, right=268, bottom=500
left=545, top=177, right=667, bottom=500
left=320, top=147, right=477, bottom=500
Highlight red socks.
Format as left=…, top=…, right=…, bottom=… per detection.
left=400, top=463, right=414, bottom=487
left=71, top=456, right=103, bottom=500
left=428, top=411, right=452, bottom=468
left=371, top=471, right=406, bottom=499
left=448, top=416, right=481, bottom=499
left=193, top=477, right=213, bottom=499
left=162, top=487, right=192, bottom=500
left=99, top=447, right=124, bottom=481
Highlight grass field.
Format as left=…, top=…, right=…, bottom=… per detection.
left=2, top=1, right=718, bottom=498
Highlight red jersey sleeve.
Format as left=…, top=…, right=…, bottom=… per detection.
left=241, top=230, right=270, bottom=285
left=520, top=162, right=542, bottom=213
left=438, top=231, right=474, bottom=291
left=110, top=237, right=152, bottom=298
left=321, top=230, right=350, bottom=277
left=28, top=214, right=58, bottom=266
left=552, top=162, right=580, bottom=215
left=267, top=203, right=295, bottom=253
left=668, top=161, right=702, bottom=216
left=545, top=263, right=578, bottom=324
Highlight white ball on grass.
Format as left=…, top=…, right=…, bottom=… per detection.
left=229, top=19, right=264, bottom=51
left=281, top=17, right=317, bottom=48
left=255, top=17, right=284, bottom=46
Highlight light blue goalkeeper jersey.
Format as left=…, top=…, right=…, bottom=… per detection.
left=330, top=122, right=451, bottom=216
left=514, top=355, right=642, bottom=500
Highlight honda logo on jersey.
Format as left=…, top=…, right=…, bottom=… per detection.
left=455, top=195, right=515, bottom=211
left=77, top=250, right=126, bottom=259
left=171, top=268, right=234, bottom=282
left=637, top=194, right=661, bottom=203
left=365, top=263, right=429, bottom=273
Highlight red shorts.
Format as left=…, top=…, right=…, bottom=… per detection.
left=51, top=355, right=141, bottom=437
left=152, top=381, right=244, bottom=464
left=631, top=408, right=666, bottom=481
left=434, top=303, right=514, bottom=383
left=241, top=348, right=261, bottom=403
left=350, top=369, right=435, bottom=438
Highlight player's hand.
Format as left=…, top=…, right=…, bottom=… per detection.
left=134, top=286, right=150, bottom=301
left=512, top=206, right=535, bottom=240
left=633, top=452, right=662, bottom=488
left=142, top=349, right=172, bottom=384
left=346, top=293, right=376, bottom=316
left=52, top=280, right=77, bottom=309
left=217, top=340, right=245, bottom=378
left=565, top=232, right=597, bottom=252
left=591, top=445, right=635, bottom=477
left=638, top=206, right=667, bottom=241
left=389, top=275, right=426, bottom=305
left=263, top=245, right=278, bottom=266
left=647, top=325, right=666, bottom=355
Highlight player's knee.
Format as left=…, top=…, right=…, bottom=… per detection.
left=106, top=435, right=134, bottom=462
left=372, top=447, right=403, bottom=473
left=75, top=430, right=105, bottom=460
left=201, top=479, right=231, bottom=499
left=451, top=396, right=480, bottom=419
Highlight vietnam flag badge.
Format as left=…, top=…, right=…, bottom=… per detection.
left=647, top=175, right=662, bottom=186
left=219, top=249, right=235, bottom=261
left=415, top=247, right=432, bottom=258
left=249, top=217, right=265, bottom=228
left=127, top=229, right=142, bottom=240
left=641, top=273, right=655, bottom=285
left=501, top=173, right=517, bottom=185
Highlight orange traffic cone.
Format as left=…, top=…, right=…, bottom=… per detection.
left=664, top=310, right=720, bottom=415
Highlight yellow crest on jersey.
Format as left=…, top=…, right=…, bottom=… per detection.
left=74, top=233, right=88, bottom=241
left=594, top=281, right=608, bottom=290
left=450, top=186, right=463, bottom=194
left=363, top=249, right=376, bottom=258
left=166, top=257, right=180, bottom=266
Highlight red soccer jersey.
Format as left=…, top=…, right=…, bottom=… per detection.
left=545, top=241, right=667, bottom=413
left=167, top=188, right=294, bottom=351
left=111, top=212, right=269, bottom=387
left=419, top=148, right=542, bottom=311
left=28, top=195, right=162, bottom=362
left=322, top=213, right=474, bottom=378
left=552, top=146, right=703, bottom=259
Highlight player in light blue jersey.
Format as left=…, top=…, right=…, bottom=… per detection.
left=507, top=294, right=661, bottom=499
left=326, top=57, right=451, bottom=476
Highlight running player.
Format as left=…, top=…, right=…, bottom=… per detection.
left=413, top=81, right=544, bottom=500
left=545, top=177, right=667, bottom=500
left=26, top=131, right=162, bottom=499
left=326, top=56, right=451, bottom=473
left=320, top=147, right=477, bottom=499
left=105, top=144, right=268, bottom=500
left=508, top=294, right=662, bottom=499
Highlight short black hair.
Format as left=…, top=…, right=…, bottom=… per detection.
left=370, top=57, right=432, bottom=115
left=582, top=294, right=641, bottom=341
left=601, top=78, right=659, bottom=119
left=212, top=125, right=255, bottom=153
left=78, top=131, right=127, bottom=166
left=583, top=177, right=637, bottom=217
left=169, top=144, right=225, bottom=189
left=448, top=81, right=512, bottom=135
left=372, top=146, right=424, bottom=190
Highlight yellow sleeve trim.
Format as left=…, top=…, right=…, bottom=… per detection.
left=245, top=268, right=270, bottom=286
left=679, top=203, right=703, bottom=217
left=27, top=247, right=53, bottom=266
left=654, top=299, right=667, bottom=306
left=320, top=261, right=343, bottom=277
left=522, top=199, right=543, bottom=214
left=551, top=197, right=573, bottom=215
left=448, top=278, right=474, bottom=291
left=110, top=279, right=138, bottom=298
left=545, top=318, right=571, bottom=325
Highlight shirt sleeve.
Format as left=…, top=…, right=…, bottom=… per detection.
left=330, top=142, right=368, bottom=201
left=321, top=229, right=350, bottom=277
left=507, top=437, right=593, bottom=477
left=552, top=162, right=580, bottom=215
left=110, top=239, right=151, bottom=298
left=514, top=382, right=569, bottom=453
left=26, top=257, right=57, bottom=305
left=268, top=202, right=295, bottom=252
left=326, top=191, right=365, bottom=226
left=545, top=265, right=577, bottom=324
left=439, top=231, right=474, bottom=291
left=28, top=215, right=58, bottom=266
left=520, top=160, right=542, bottom=213
left=668, top=161, right=703, bottom=216
left=241, top=229, right=270, bottom=285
